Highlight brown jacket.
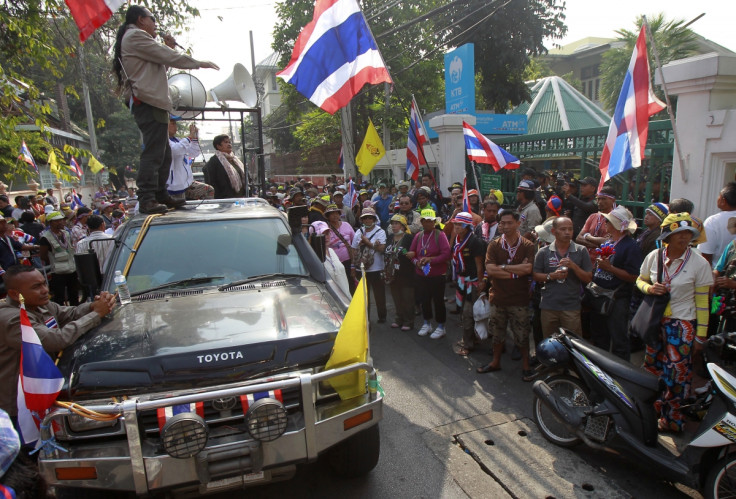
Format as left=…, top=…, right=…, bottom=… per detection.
left=121, top=26, right=201, bottom=111
left=0, top=298, right=100, bottom=416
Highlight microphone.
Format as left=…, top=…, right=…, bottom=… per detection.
left=160, top=32, right=186, bottom=50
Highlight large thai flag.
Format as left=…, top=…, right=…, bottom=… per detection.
left=17, top=302, right=64, bottom=446
left=462, top=122, right=520, bottom=172
left=406, top=100, right=427, bottom=181
left=277, top=0, right=392, bottom=114
left=598, top=26, right=665, bottom=190
left=18, top=141, right=37, bottom=173
left=70, top=156, right=83, bottom=178
left=65, top=0, right=126, bottom=42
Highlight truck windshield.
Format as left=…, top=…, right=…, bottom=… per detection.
left=110, top=218, right=306, bottom=295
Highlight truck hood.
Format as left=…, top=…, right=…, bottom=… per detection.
left=59, top=280, right=343, bottom=398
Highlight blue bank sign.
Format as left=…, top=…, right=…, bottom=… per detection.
left=426, top=44, right=527, bottom=139
left=444, top=44, right=475, bottom=115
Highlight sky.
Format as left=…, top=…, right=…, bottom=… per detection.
left=175, top=0, right=734, bottom=137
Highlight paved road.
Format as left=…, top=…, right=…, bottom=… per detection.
left=243, top=293, right=701, bottom=498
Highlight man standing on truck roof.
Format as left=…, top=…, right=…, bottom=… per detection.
left=0, top=265, right=116, bottom=432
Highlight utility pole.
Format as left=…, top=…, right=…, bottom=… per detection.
left=77, top=44, right=98, bottom=157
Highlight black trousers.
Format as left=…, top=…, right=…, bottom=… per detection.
left=356, top=270, right=387, bottom=321
left=416, top=274, right=446, bottom=324
left=132, top=102, right=171, bottom=203
left=49, top=272, right=79, bottom=306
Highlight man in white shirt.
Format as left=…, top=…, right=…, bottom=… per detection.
left=698, top=182, right=736, bottom=268
left=167, top=119, right=214, bottom=201
left=75, top=215, right=113, bottom=274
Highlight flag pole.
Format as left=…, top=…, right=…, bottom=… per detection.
left=470, top=161, right=481, bottom=193
left=412, top=94, right=444, bottom=179
left=643, top=15, right=688, bottom=183
left=360, top=263, right=371, bottom=375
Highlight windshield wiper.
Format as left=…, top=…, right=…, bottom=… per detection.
left=218, top=273, right=306, bottom=291
left=131, top=276, right=225, bottom=297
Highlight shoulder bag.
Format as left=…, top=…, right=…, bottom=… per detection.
left=630, top=248, right=670, bottom=345
left=352, top=228, right=378, bottom=269
left=330, top=225, right=355, bottom=262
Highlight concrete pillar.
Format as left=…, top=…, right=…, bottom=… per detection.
left=428, top=114, right=475, bottom=191
left=658, top=53, right=736, bottom=219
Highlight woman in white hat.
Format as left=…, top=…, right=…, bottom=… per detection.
left=637, top=212, right=713, bottom=432
left=350, top=208, right=387, bottom=323
left=589, top=205, right=642, bottom=361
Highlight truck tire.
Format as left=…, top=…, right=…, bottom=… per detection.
left=328, top=424, right=380, bottom=478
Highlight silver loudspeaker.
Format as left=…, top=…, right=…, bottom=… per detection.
left=208, top=63, right=257, bottom=107
left=168, top=73, right=207, bottom=119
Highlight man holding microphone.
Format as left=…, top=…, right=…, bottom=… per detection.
left=113, top=5, right=219, bottom=214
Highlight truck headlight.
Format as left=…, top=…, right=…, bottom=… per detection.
left=161, top=413, right=209, bottom=458
left=245, top=398, right=287, bottom=441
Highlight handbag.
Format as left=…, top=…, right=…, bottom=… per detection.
left=630, top=248, right=670, bottom=345
left=352, top=228, right=377, bottom=269
left=582, top=282, right=621, bottom=316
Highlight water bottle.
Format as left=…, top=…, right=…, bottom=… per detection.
left=114, top=270, right=132, bottom=305
left=557, top=266, right=568, bottom=284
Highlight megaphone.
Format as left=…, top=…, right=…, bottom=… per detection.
left=208, top=63, right=257, bottom=107
left=168, top=73, right=207, bottom=119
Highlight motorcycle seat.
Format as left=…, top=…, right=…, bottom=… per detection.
left=569, top=336, right=660, bottom=393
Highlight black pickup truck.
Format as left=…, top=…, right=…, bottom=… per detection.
left=39, top=198, right=382, bottom=497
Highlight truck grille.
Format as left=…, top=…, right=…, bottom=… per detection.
left=138, top=387, right=302, bottom=437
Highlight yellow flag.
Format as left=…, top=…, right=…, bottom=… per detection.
left=355, top=119, right=385, bottom=176
left=88, top=155, right=105, bottom=174
left=48, top=150, right=59, bottom=176
left=325, top=276, right=369, bottom=400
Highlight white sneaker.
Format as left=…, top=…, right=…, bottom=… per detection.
left=430, top=326, right=446, bottom=339
left=417, top=323, right=432, bottom=336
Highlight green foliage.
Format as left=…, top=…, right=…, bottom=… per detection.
left=97, top=110, right=141, bottom=173
left=600, top=14, right=698, bottom=114
left=0, top=0, right=198, bottom=183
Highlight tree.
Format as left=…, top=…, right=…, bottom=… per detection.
left=446, top=0, right=567, bottom=112
left=599, top=14, right=698, bottom=114
left=0, top=0, right=199, bottom=183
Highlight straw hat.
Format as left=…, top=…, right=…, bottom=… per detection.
left=602, top=205, right=637, bottom=234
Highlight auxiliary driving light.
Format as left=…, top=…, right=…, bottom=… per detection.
left=161, top=413, right=209, bottom=458
left=245, top=398, right=288, bottom=441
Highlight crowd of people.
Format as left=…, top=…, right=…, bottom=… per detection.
left=288, top=171, right=736, bottom=434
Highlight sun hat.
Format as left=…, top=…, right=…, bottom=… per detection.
left=451, top=211, right=474, bottom=227
left=602, top=205, right=637, bottom=233
left=646, top=202, right=669, bottom=222
left=546, top=195, right=563, bottom=217
left=517, top=180, right=535, bottom=191
left=390, top=213, right=408, bottom=227
left=467, top=189, right=479, bottom=198
left=44, top=204, right=55, bottom=214
left=324, top=203, right=341, bottom=215
left=658, top=213, right=700, bottom=241
left=46, top=211, right=65, bottom=222
left=398, top=180, right=411, bottom=189
left=311, top=220, right=329, bottom=234
left=332, top=190, right=344, bottom=198
left=534, top=218, right=555, bottom=244
left=360, top=207, right=378, bottom=220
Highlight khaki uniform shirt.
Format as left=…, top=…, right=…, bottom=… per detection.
left=0, top=298, right=100, bottom=416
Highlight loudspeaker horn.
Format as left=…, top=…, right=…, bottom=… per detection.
left=168, top=73, right=207, bottom=119
left=208, top=63, right=257, bottom=107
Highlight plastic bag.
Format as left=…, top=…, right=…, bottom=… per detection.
left=473, top=293, right=491, bottom=341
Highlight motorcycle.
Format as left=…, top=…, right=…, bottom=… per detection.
left=531, top=329, right=736, bottom=498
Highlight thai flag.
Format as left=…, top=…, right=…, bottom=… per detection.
left=406, top=100, right=427, bottom=181
left=462, top=178, right=470, bottom=213
left=64, top=0, right=126, bottom=42
left=16, top=302, right=64, bottom=446
left=598, top=26, right=665, bottom=191
left=239, top=390, right=283, bottom=413
left=70, top=189, right=84, bottom=210
left=337, top=146, right=344, bottom=171
left=70, top=157, right=83, bottom=178
left=18, top=141, right=37, bottom=173
left=463, top=122, right=520, bottom=172
left=277, top=0, right=392, bottom=114
left=345, top=178, right=358, bottom=208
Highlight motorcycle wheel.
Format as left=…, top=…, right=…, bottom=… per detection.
left=704, top=453, right=736, bottom=499
left=532, top=374, right=590, bottom=448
